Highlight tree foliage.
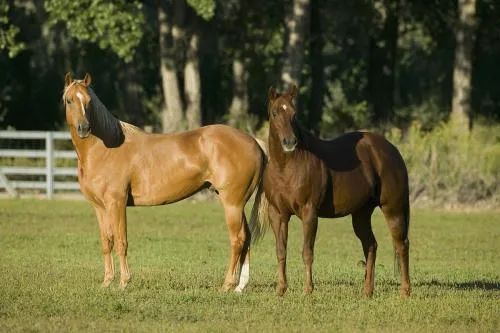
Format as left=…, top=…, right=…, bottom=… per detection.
left=0, top=0, right=499, bottom=133
left=44, top=0, right=144, bottom=61
left=187, top=0, right=215, bottom=20
left=0, top=2, right=25, bottom=57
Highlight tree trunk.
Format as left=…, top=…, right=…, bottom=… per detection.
left=117, top=65, right=144, bottom=127
left=158, top=0, right=184, bottom=133
left=184, top=29, right=202, bottom=130
left=451, top=0, right=476, bottom=130
left=281, top=0, right=310, bottom=89
left=228, top=56, right=249, bottom=127
left=367, top=0, right=399, bottom=124
left=307, top=0, right=324, bottom=134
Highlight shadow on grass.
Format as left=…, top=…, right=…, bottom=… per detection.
left=416, top=279, right=500, bottom=291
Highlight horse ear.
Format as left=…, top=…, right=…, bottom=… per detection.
left=83, top=73, right=92, bottom=86
left=287, top=84, right=298, bottom=100
left=64, top=72, right=73, bottom=87
left=268, top=86, right=278, bottom=101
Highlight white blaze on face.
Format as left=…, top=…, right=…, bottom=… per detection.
left=234, top=259, right=250, bottom=293
left=282, top=104, right=287, bottom=110
left=76, top=92, right=86, bottom=116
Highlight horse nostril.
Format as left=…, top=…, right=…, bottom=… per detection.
left=78, top=122, right=90, bottom=134
left=282, top=137, right=297, bottom=147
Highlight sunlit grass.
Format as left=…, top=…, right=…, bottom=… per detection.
left=0, top=199, right=498, bottom=332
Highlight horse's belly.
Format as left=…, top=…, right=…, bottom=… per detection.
left=319, top=170, right=376, bottom=217
left=128, top=167, right=206, bottom=206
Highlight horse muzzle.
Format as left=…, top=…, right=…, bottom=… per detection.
left=77, top=121, right=91, bottom=138
left=282, top=137, right=297, bottom=153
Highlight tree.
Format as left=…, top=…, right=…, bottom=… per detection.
left=307, top=0, right=324, bottom=133
left=0, top=2, right=25, bottom=58
left=281, top=0, right=310, bottom=88
left=158, top=0, right=214, bottom=132
left=184, top=9, right=202, bottom=130
left=451, top=0, right=476, bottom=129
left=158, top=0, right=184, bottom=133
left=44, top=0, right=144, bottom=62
left=367, top=0, right=399, bottom=124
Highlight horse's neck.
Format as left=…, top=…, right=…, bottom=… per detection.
left=69, top=127, right=99, bottom=165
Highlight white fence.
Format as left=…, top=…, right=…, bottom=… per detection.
left=0, top=131, right=80, bottom=199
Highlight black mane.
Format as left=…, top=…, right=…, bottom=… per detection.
left=87, top=88, right=124, bottom=148
left=293, top=118, right=363, bottom=172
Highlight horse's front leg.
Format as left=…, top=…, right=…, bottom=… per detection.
left=270, top=205, right=290, bottom=296
left=94, top=206, right=114, bottom=287
left=301, top=205, right=318, bottom=294
left=106, top=198, right=131, bottom=289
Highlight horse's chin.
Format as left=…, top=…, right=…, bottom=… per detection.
left=78, top=130, right=91, bottom=139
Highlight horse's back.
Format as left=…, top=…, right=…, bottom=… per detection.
left=314, top=131, right=407, bottom=176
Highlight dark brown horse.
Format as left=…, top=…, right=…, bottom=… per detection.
left=63, top=73, right=266, bottom=291
left=251, top=85, right=410, bottom=297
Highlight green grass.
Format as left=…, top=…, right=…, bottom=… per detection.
left=0, top=199, right=498, bottom=332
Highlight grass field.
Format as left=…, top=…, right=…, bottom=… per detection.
left=0, top=199, right=498, bottom=332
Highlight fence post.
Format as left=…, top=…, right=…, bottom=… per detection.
left=45, top=131, right=54, bottom=199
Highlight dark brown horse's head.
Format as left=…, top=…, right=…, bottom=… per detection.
left=63, top=72, right=92, bottom=138
left=267, top=85, right=298, bottom=153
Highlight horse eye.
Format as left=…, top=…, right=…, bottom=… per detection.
left=66, top=99, right=72, bottom=105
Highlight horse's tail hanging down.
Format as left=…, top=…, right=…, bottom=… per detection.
left=249, top=145, right=270, bottom=244
left=394, top=196, right=411, bottom=276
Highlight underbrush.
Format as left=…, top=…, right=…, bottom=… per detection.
left=387, top=121, right=500, bottom=207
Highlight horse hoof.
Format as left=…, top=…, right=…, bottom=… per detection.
left=119, top=278, right=130, bottom=290
left=362, top=288, right=374, bottom=298
left=400, top=288, right=411, bottom=297
left=303, top=286, right=314, bottom=295
left=221, top=283, right=234, bottom=292
left=276, top=285, right=287, bottom=296
left=101, top=279, right=113, bottom=288
left=234, top=286, right=244, bottom=293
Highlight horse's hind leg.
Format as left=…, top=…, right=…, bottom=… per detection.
left=380, top=205, right=411, bottom=297
left=234, top=215, right=251, bottom=292
left=220, top=202, right=247, bottom=292
left=94, top=206, right=114, bottom=287
left=351, top=206, right=376, bottom=297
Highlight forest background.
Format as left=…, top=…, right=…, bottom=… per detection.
left=1, top=0, right=499, bottom=206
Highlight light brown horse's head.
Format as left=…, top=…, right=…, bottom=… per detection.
left=63, top=72, right=92, bottom=138
left=267, top=85, right=298, bottom=152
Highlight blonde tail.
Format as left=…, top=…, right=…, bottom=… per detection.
left=248, top=146, right=270, bottom=244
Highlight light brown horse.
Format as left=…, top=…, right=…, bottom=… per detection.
left=63, top=73, right=266, bottom=291
left=250, top=85, right=410, bottom=297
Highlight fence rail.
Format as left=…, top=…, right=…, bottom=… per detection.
left=0, top=130, right=80, bottom=198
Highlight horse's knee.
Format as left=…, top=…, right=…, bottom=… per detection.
left=101, top=237, right=113, bottom=255
left=302, top=247, right=314, bottom=264
left=115, top=239, right=128, bottom=256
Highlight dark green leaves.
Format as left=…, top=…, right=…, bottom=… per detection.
left=44, top=0, right=144, bottom=62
